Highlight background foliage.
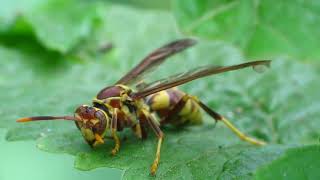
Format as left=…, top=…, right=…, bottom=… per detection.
left=0, top=0, right=320, bottom=179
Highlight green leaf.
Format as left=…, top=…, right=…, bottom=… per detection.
left=173, top=0, right=320, bottom=60
left=0, top=0, right=104, bottom=53
left=254, top=145, right=320, bottom=180
left=38, top=129, right=289, bottom=179
left=1, top=5, right=320, bottom=179
left=106, top=0, right=172, bottom=10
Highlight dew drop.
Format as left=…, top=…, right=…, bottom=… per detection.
left=252, top=62, right=270, bottom=73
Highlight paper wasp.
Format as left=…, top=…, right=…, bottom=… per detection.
left=17, top=39, right=270, bottom=175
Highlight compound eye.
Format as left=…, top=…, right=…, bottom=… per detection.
left=93, top=111, right=107, bottom=134
left=95, top=111, right=105, bottom=121
left=87, top=106, right=95, bottom=112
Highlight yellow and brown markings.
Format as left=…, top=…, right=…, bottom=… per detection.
left=73, top=105, right=109, bottom=147
left=148, top=91, right=170, bottom=110
left=178, top=96, right=202, bottom=125
left=93, top=85, right=140, bottom=131
left=74, top=106, right=108, bottom=132
left=147, top=88, right=202, bottom=126
left=147, top=88, right=183, bottom=115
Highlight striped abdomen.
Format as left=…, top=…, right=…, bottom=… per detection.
left=146, top=88, right=202, bottom=126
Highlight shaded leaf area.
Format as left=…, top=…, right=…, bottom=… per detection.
left=173, top=0, right=320, bottom=60
left=254, top=145, right=320, bottom=180
left=0, top=0, right=105, bottom=53
left=1, top=5, right=320, bottom=179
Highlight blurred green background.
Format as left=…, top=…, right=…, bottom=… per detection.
left=1, top=0, right=320, bottom=180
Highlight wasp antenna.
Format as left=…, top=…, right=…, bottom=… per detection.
left=16, top=116, right=79, bottom=123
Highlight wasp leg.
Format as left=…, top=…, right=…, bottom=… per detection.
left=192, top=98, right=266, bottom=146
left=111, top=108, right=120, bottom=155
left=132, top=120, right=148, bottom=140
left=142, top=110, right=164, bottom=176
left=165, top=94, right=266, bottom=146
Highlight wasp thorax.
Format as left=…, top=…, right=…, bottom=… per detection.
left=74, top=105, right=109, bottom=147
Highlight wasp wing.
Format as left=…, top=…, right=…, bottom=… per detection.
left=131, top=60, right=271, bottom=99
left=115, top=38, right=196, bottom=85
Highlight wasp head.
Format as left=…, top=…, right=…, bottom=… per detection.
left=74, top=105, right=109, bottom=147
left=17, top=105, right=110, bottom=148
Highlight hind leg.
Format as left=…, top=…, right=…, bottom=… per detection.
left=163, top=94, right=266, bottom=146
left=192, top=97, right=266, bottom=146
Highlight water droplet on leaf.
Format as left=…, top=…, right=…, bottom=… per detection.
left=253, top=64, right=270, bottom=73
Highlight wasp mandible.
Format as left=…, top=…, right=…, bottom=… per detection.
left=17, top=39, right=270, bottom=175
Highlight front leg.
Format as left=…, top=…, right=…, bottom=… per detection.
left=111, top=108, right=120, bottom=155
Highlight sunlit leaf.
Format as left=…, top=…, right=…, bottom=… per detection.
left=173, top=0, right=320, bottom=60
